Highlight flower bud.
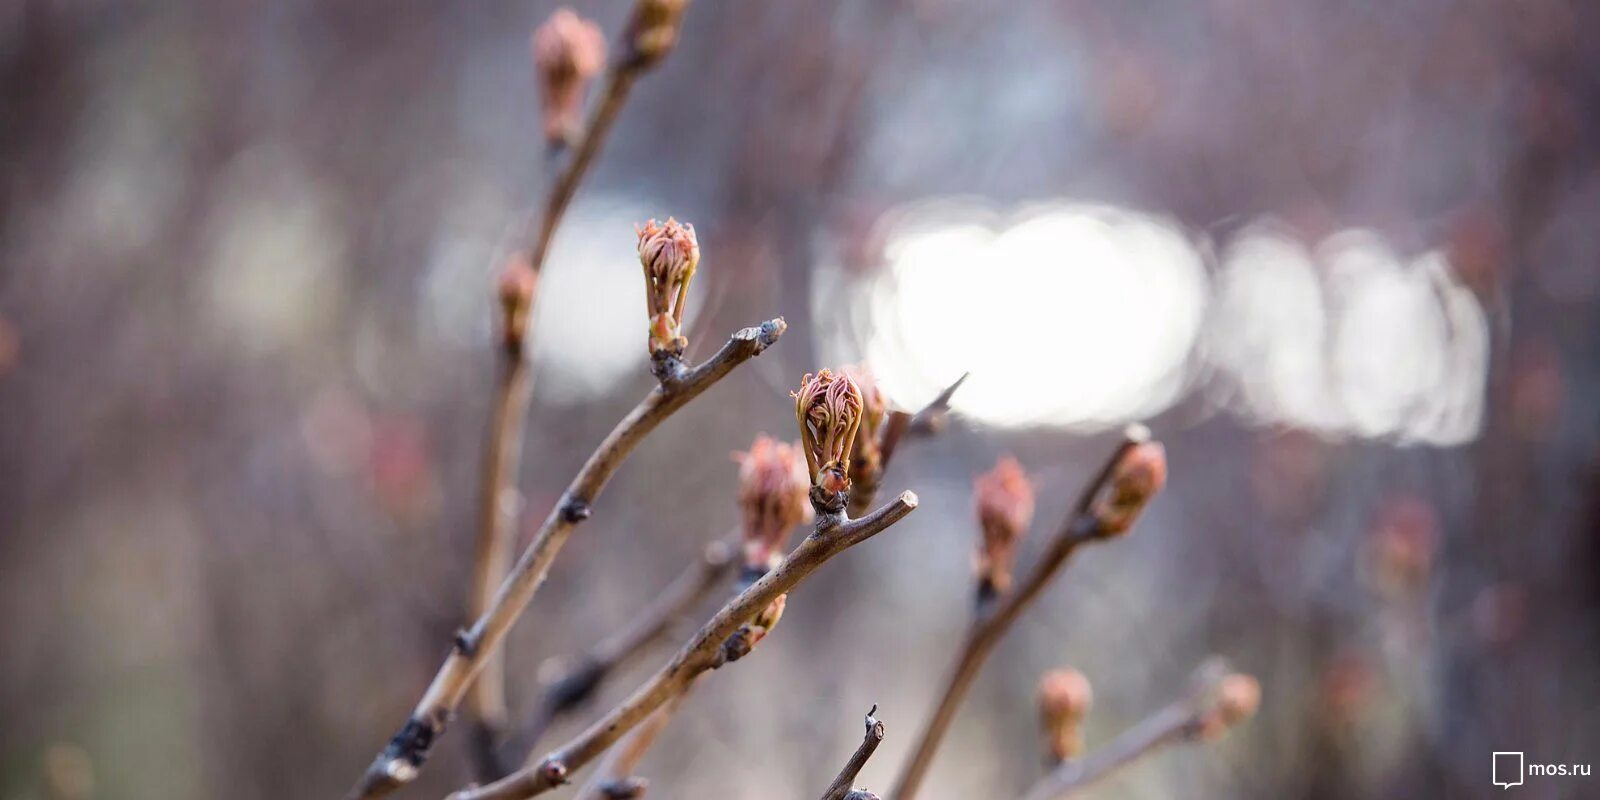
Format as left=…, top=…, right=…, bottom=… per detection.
left=845, top=365, right=888, bottom=513
left=1197, top=673, right=1260, bottom=740
left=974, top=456, right=1034, bottom=599
left=496, top=253, right=538, bottom=355
left=733, top=435, right=812, bottom=576
left=1037, top=668, right=1092, bottom=762
left=1087, top=440, right=1166, bottom=536
left=531, top=8, right=605, bottom=147
left=722, top=593, right=786, bottom=663
left=793, top=369, right=865, bottom=506
left=637, top=218, right=699, bottom=358
left=622, top=0, right=689, bottom=69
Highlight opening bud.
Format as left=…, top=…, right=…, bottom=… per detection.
left=531, top=9, right=605, bottom=147
left=733, top=435, right=812, bottom=577
left=793, top=369, right=865, bottom=509
left=637, top=218, right=699, bottom=358
left=974, top=456, right=1034, bottom=600
left=845, top=365, right=888, bottom=513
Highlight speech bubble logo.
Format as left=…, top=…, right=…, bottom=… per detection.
left=1494, top=752, right=1524, bottom=789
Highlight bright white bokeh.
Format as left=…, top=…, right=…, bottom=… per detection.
left=828, top=201, right=1208, bottom=429
left=835, top=202, right=1488, bottom=442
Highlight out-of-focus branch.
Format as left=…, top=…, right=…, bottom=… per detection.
left=448, top=492, right=921, bottom=800
left=344, top=319, right=785, bottom=800
left=820, top=705, right=887, bottom=800
left=850, top=372, right=968, bottom=517
left=1018, top=665, right=1260, bottom=800
left=467, top=263, right=540, bottom=781
left=889, top=425, right=1166, bottom=800
left=500, top=540, right=735, bottom=766
left=523, top=0, right=693, bottom=274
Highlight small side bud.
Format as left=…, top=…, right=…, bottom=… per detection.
left=1087, top=440, right=1167, bottom=536
left=733, top=435, right=813, bottom=577
left=845, top=365, right=888, bottom=514
left=622, top=0, right=689, bottom=69
left=974, top=456, right=1034, bottom=601
left=497, top=253, right=538, bottom=355
left=1197, top=673, right=1260, bottom=740
left=1037, top=668, right=1092, bottom=762
left=793, top=369, right=866, bottom=511
left=531, top=9, right=605, bottom=147
left=637, top=218, right=699, bottom=359
left=722, top=594, right=786, bottom=663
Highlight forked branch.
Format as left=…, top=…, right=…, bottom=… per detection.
left=448, top=492, right=920, bottom=800
left=345, top=320, right=785, bottom=800
left=889, top=426, right=1166, bottom=800
left=499, top=540, right=736, bottom=766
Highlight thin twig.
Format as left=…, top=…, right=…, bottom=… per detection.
left=345, top=320, right=786, bottom=800
left=1018, top=663, right=1255, bottom=800
left=499, top=539, right=736, bottom=765
left=523, top=67, right=636, bottom=275
left=852, top=372, right=968, bottom=517
left=466, top=343, right=537, bottom=780
left=820, top=705, right=887, bottom=800
left=889, top=427, right=1150, bottom=800
left=448, top=491, right=921, bottom=800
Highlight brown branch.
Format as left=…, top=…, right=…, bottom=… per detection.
left=498, top=539, right=735, bottom=766
left=465, top=339, right=537, bottom=781
left=888, top=426, right=1154, bottom=800
left=852, top=372, right=968, bottom=517
left=1018, top=664, right=1259, bottom=800
left=570, top=685, right=695, bottom=800
left=820, top=705, right=887, bottom=800
left=344, top=320, right=786, bottom=800
left=448, top=492, right=921, bottom=800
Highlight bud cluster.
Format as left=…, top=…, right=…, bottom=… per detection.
left=636, top=218, right=700, bottom=358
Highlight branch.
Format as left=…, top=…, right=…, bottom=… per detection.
left=852, top=372, right=968, bottom=517
left=889, top=426, right=1156, bottom=800
left=820, top=705, right=887, bottom=800
left=344, top=320, right=785, bottom=800
left=466, top=327, right=538, bottom=781
left=1018, top=664, right=1260, bottom=800
left=570, top=687, right=694, bottom=800
left=499, top=540, right=735, bottom=765
left=448, top=492, right=921, bottom=800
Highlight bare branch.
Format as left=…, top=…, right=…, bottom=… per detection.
left=500, top=540, right=735, bottom=764
left=571, top=689, right=693, bottom=800
left=889, top=426, right=1160, bottom=800
left=448, top=492, right=921, bottom=800
left=820, top=705, right=887, bottom=800
left=1019, top=664, right=1260, bottom=800
left=344, top=320, right=785, bottom=800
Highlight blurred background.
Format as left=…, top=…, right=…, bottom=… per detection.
left=3, top=0, right=1599, bottom=798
